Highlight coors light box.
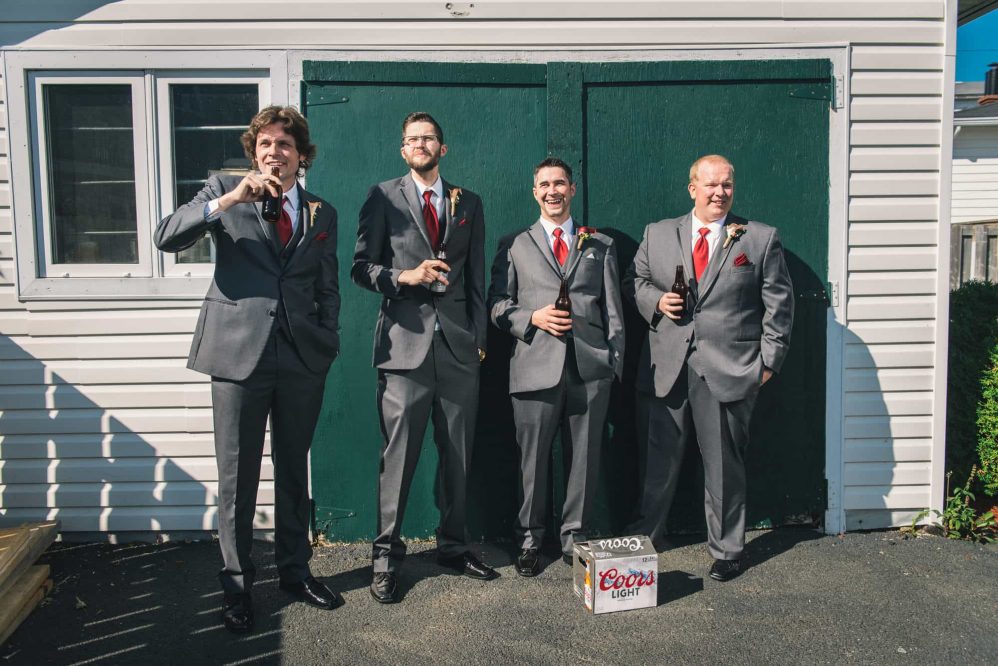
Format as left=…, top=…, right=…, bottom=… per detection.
left=572, top=535, right=658, bottom=614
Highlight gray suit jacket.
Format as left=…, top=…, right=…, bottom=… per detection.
left=351, top=174, right=486, bottom=370
left=154, top=174, right=341, bottom=381
left=625, top=212, right=794, bottom=403
left=489, top=223, right=625, bottom=394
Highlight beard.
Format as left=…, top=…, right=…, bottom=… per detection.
left=404, top=148, right=441, bottom=174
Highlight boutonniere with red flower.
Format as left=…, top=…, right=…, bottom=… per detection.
left=576, top=226, right=597, bottom=251
left=315, top=231, right=329, bottom=243
left=307, top=200, right=322, bottom=229
left=448, top=188, right=462, bottom=217
left=722, top=223, right=746, bottom=249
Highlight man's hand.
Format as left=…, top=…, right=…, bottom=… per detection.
left=217, top=172, right=282, bottom=212
left=531, top=304, right=572, bottom=337
left=761, top=367, right=774, bottom=386
left=657, top=292, right=686, bottom=320
left=398, top=259, right=451, bottom=287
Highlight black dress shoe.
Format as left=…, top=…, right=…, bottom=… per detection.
left=708, top=558, right=742, bottom=582
left=370, top=572, right=399, bottom=604
left=221, top=593, right=254, bottom=634
left=438, top=552, right=500, bottom=580
left=515, top=548, right=540, bottom=577
left=279, top=576, right=343, bottom=610
left=562, top=554, right=574, bottom=566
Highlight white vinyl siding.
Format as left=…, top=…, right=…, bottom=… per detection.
left=952, top=126, right=998, bottom=225
left=0, top=0, right=954, bottom=535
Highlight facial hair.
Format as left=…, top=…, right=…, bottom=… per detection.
left=405, top=147, right=441, bottom=174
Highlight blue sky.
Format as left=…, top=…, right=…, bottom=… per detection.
left=957, top=11, right=998, bottom=82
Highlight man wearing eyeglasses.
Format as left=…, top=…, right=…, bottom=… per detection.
left=353, top=112, right=496, bottom=604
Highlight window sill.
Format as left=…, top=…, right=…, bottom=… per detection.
left=18, top=276, right=212, bottom=300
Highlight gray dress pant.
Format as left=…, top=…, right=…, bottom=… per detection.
left=633, top=351, right=756, bottom=560
left=511, top=342, right=611, bottom=556
left=211, top=325, right=326, bottom=594
left=373, top=330, right=480, bottom=572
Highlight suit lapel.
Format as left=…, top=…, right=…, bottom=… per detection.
left=286, top=185, right=319, bottom=265
left=400, top=174, right=434, bottom=253
left=527, top=222, right=563, bottom=278
left=697, top=214, right=745, bottom=304
left=562, top=228, right=583, bottom=280
left=676, top=213, right=695, bottom=296
left=253, top=200, right=281, bottom=259
left=441, top=178, right=454, bottom=245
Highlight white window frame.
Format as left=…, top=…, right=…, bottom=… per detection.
left=29, top=71, right=154, bottom=278
left=156, top=71, right=270, bottom=278
left=4, top=50, right=287, bottom=299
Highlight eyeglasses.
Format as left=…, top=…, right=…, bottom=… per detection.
left=402, top=135, right=440, bottom=146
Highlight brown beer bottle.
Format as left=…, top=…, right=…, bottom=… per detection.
left=261, top=166, right=283, bottom=222
left=430, top=242, right=448, bottom=295
left=555, top=277, right=572, bottom=315
left=672, top=265, right=688, bottom=318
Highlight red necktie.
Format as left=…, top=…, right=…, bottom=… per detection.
left=552, top=227, right=568, bottom=266
left=693, top=227, right=710, bottom=281
left=422, top=190, right=440, bottom=251
left=277, top=196, right=293, bottom=247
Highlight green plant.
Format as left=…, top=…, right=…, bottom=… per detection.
left=977, top=349, right=998, bottom=497
left=912, top=469, right=997, bottom=543
left=947, top=281, right=998, bottom=483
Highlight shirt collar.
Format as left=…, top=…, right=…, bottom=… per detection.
left=283, top=183, right=301, bottom=211
left=691, top=210, right=728, bottom=235
left=414, top=176, right=443, bottom=201
left=539, top=216, right=575, bottom=238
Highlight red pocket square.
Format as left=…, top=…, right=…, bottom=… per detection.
left=457, top=218, right=468, bottom=227
left=733, top=252, right=750, bottom=267
left=315, top=232, right=329, bottom=242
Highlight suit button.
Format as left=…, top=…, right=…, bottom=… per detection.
left=268, top=309, right=277, bottom=317
left=684, top=338, right=690, bottom=343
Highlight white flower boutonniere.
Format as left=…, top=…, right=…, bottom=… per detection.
left=449, top=188, right=462, bottom=217
left=307, top=201, right=322, bottom=229
left=723, top=223, right=746, bottom=249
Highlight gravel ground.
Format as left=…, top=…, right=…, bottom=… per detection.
left=1, top=529, right=995, bottom=665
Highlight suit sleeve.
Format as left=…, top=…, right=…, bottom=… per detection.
left=624, top=224, right=666, bottom=330
left=759, top=227, right=794, bottom=373
left=602, top=240, right=626, bottom=380
left=351, top=186, right=405, bottom=299
left=488, top=238, right=534, bottom=342
left=315, top=205, right=341, bottom=355
left=466, top=195, right=487, bottom=351
left=154, top=175, right=224, bottom=252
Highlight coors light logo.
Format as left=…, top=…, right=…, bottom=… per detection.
left=598, top=567, right=656, bottom=599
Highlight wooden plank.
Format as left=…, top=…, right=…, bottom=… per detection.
left=844, top=391, right=934, bottom=417
left=849, top=246, right=938, bottom=271
left=15, top=310, right=199, bottom=337
left=846, top=319, right=936, bottom=344
left=845, top=508, right=924, bottom=529
left=843, top=488, right=930, bottom=511
left=0, top=211, right=10, bottom=235
left=851, top=72, right=941, bottom=96
left=0, top=334, right=194, bottom=360
left=0, top=457, right=271, bottom=484
left=0, top=432, right=250, bottom=460
left=849, top=197, right=938, bottom=222
left=848, top=272, right=937, bottom=296
left=851, top=97, right=941, bottom=122
left=0, top=407, right=215, bottom=436
left=0, top=564, right=51, bottom=647
left=24, top=300, right=201, bottom=312
left=843, top=342, right=935, bottom=368
left=0, top=521, right=58, bottom=600
left=0, top=481, right=275, bottom=508
left=843, top=461, right=931, bottom=486
left=844, top=367, right=935, bottom=392
left=0, top=384, right=212, bottom=410
left=851, top=122, right=939, bottom=147
left=847, top=295, right=936, bottom=321
left=851, top=147, right=939, bottom=171
left=0, top=359, right=201, bottom=386
left=849, top=172, right=939, bottom=197
left=843, top=438, right=933, bottom=463
left=848, top=221, right=938, bottom=246
left=850, top=46, right=944, bottom=71
left=843, top=415, right=933, bottom=439
left=0, top=506, right=274, bottom=532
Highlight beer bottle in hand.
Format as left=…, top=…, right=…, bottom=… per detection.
left=430, top=242, right=448, bottom=295
left=672, top=265, right=689, bottom=318
left=261, top=166, right=283, bottom=223
left=555, top=277, right=572, bottom=315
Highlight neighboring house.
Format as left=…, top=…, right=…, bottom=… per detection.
left=951, top=64, right=998, bottom=286
left=0, top=1, right=987, bottom=540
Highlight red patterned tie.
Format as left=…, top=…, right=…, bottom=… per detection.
left=277, top=196, right=293, bottom=247
left=552, top=227, right=568, bottom=266
left=693, top=227, right=710, bottom=281
left=422, top=190, right=440, bottom=251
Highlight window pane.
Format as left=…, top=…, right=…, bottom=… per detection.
left=171, top=84, right=258, bottom=263
left=45, top=84, right=138, bottom=264
left=961, top=236, right=973, bottom=285
left=989, top=234, right=997, bottom=283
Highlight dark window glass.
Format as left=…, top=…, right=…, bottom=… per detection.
left=45, top=84, right=137, bottom=264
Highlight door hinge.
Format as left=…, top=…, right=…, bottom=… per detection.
left=833, top=74, right=845, bottom=110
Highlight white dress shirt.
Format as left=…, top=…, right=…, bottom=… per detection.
left=691, top=211, right=729, bottom=262
left=539, top=216, right=575, bottom=257
left=414, top=177, right=445, bottom=222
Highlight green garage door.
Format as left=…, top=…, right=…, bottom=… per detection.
left=304, top=59, right=830, bottom=541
